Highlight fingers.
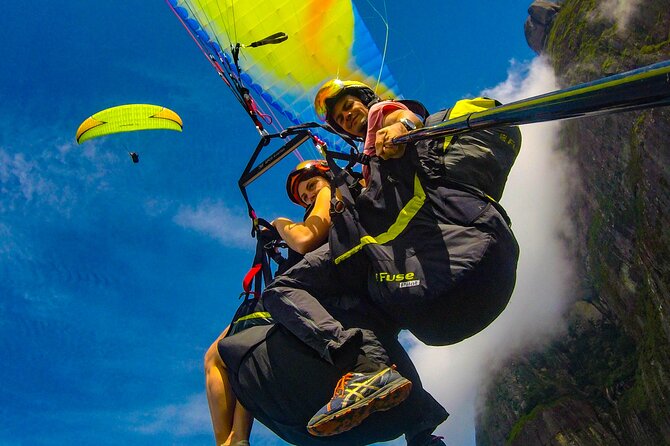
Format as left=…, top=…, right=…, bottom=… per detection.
left=382, top=144, right=406, bottom=159
left=375, top=131, right=403, bottom=159
left=374, top=128, right=387, bottom=157
left=375, top=129, right=396, bottom=159
left=375, top=123, right=408, bottom=159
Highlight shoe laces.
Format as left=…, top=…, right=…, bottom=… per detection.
left=333, top=372, right=354, bottom=398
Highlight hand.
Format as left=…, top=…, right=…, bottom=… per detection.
left=316, top=184, right=332, bottom=200
left=259, top=225, right=280, bottom=243
left=374, top=122, right=407, bottom=160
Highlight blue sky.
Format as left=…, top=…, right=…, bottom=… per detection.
left=1, top=1, right=541, bottom=445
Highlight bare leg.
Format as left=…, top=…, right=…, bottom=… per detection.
left=205, top=326, right=254, bottom=445
left=225, top=400, right=253, bottom=446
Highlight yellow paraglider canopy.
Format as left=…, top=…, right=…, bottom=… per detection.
left=76, top=104, right=183, bottom=144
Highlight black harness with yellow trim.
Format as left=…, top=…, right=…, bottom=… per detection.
left=328, top=98, right=522, bottom=345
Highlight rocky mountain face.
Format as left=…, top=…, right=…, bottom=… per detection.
left=477, top=1, right=670, bottom=445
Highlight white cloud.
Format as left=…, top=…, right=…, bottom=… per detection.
left=131, top=392, right=211, bottom=436
left=143, top=197, right=173, bottom=217
left=0, top=135, right=115, bottom=217
left=130, top=394, right=295, bottom=445
left=598, top=0, right=642, bottom=31
left=0, top=149, right=64, bottom=213
left=482, top=57, right=558, bottom=102
left=406, top=57, right=575, bottom=446
left=480, top=59, right=530, bottom=103
left=173, top=200, right=254, bottom=249
left=0, top=222, right=23, bottom=257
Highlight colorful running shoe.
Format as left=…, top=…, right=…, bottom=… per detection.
left=307, top=366, right=412, bottom=436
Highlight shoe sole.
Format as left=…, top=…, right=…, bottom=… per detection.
left=307, top=377, right=413, bottom=437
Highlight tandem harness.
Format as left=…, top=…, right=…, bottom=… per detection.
left=324, top=150, right=511, bottom=266
left=325, top=96, right=515, bottom=262
left=323, top=97, right=521, bottom=345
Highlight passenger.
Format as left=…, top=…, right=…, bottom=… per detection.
left=216, top=160, right=448, bottom=446
left=263, top=161, right=413, bottom=437
left=205, top=161, right=434, bottom=446
left=204, top=160, right=335, bottom=446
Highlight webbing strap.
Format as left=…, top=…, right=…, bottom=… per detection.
left=235, top=311, right=272, bottom=322
left=242, top=263, right=262, bottom=294
left=240, top=218, right=282, bottom=298
left=333, top=173, right=426, bottom=264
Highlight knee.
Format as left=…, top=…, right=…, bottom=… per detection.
left=261, top=285, right=290, bottom=311
left=205, top=326, right=231, bottom=373
left=204, top=340, right=224, bottom=373
left=263, top=275, right=292, bottom=294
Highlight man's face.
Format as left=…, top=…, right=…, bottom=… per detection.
left=330, top=94, right=369, bottom=137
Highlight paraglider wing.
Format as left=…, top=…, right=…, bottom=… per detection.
left=167, top=0, right=399, bottom=149
left=76, top=104, right=183, bottom=144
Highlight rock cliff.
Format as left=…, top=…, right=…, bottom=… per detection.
left=477, top=0, right=670, bottom=444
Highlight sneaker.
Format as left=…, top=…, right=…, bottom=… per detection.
left=307, top=366, right=412, bottom=436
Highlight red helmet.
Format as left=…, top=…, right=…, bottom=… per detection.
left=286, top=160, right=331, bottom=207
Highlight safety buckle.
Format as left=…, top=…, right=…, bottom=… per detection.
left=332, top=199, right=346, bottom=214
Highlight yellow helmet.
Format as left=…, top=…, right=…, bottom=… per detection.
left=285, top=160, right=331, bottom=207
left=314, top=79, right=379, bottom=127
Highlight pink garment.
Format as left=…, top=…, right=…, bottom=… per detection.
left=364, top=101, right=411, bottom=156
left=363, top=100, right=410, bottom=180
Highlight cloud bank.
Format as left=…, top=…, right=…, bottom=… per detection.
left=0, top=136, right=117, bottom=218
left=406, top=57, right=576, bottom=446
left=173, top=200, right=254, bottom=249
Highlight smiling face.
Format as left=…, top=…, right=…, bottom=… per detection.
left=330, top=94, right=369, bottom=137
left=297, top=175, right=329, bottom=207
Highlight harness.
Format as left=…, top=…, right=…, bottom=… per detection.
left=227, top=218, right=281, bottom=336
left=325, top=98, right=515, bottom=267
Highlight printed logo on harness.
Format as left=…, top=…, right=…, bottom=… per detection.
left=399, top=280, right=420, bottom=288
left=375, top=272, right=415, bottom=282
left=375, top=272, right=420, bottom=289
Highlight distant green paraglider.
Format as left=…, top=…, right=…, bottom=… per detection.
left=75, top=104, right=183, bottom=144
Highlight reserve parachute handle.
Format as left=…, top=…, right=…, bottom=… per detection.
left=393, top=59, right=670, bottom=145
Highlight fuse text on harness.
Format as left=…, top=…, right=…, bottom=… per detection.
left=375, top=272, right=416, bottom=282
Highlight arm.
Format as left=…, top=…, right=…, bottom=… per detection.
left=273, top=185, right=331, bottom=255
left=374, top=109, right=423, bottom=160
